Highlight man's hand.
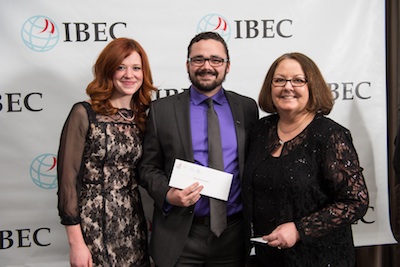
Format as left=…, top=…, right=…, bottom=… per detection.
left=166, top=182, right=203, bottom=207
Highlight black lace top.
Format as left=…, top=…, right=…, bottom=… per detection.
left=243, top=113, right=369, bottom=267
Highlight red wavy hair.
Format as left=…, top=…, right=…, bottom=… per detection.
left=86, top=37, right=156, bottom=133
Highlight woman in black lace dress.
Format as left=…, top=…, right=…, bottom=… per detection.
left=243, top=52, right=369, bottom=266
left=57, top=38, right=156, bottom=267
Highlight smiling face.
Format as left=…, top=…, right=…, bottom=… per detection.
left=271, top=58, right=310, bottom=116
left=186, top=39, right=230, bottom=96
left=112, top=51, right=143, bottom=101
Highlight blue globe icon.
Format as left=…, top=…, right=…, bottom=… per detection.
left=21, top=15, right=60, bottom=52
left=30, top=154, right=58, bottom=189
left=197, top=14, right=231, bottom=43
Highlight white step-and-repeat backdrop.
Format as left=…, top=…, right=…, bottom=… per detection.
left=0, top=0, right=397, bottom=265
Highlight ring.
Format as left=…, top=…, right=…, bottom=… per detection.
left=277, top=246, right=281, bottom=250
left=189, top=199, right=194, bottom=205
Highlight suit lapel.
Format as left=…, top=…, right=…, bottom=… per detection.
left=225, top=91, right=246, bottom=178
left=174, top=90, right=194, bottom=161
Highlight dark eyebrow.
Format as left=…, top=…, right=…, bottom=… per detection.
left=191, top=55, right=224, bottom=59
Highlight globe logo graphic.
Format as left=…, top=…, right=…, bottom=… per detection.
left=197, top=14, right=231, bottom=43
left=30, top=154, right=58, bottom=189
left=21, top=15, right=60, bottom=52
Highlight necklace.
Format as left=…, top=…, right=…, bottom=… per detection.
left=278, top=112, right=310, bottom=134
left=107, top=99, right=135, bottom=122
left=117, top=110, right=135, bottom=121
left=277, top=112, right=310, bottom=146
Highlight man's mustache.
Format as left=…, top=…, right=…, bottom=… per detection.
left=196, top=70, right=217, bottom=76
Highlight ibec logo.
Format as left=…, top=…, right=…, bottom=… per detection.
left=30, top=154, right=58, bottom=190
left=328, top=81, right=372, bottom=100
left=63, top=21, right=127, bottom=42
left=21, top=16, right=60, bottom=52
left=197, top=13, right=293, bottom=42
left=0, top=228, right=51, bottom=249
left=0, top=92, right=43, bottom=112
left=197, top=14, right=232, bottom=42
left=21, top=15, right=127, bottom=52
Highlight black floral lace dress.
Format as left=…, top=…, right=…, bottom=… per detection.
left=243, top=113, right=369, bottom=267
left=57, top=101, right=149, bottom=267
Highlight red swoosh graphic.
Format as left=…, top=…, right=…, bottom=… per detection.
left=47, top=156, right=57, bottom=171
left=214, top=17, right=227, bottom=31
left=39, top=19, right=55, bottom=34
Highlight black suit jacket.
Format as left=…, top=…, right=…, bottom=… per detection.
left=139, top=89, right=259, bottom=267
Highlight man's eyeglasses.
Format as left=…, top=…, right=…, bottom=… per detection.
left=272, top=77, right=308, bottom=87
left=188, top=57, right=229, bottom=67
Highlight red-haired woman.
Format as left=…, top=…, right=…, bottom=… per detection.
left=57, top=37, right=156, bottom=267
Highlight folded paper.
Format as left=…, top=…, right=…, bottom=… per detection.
left=169, top=159, right=233, bottom=201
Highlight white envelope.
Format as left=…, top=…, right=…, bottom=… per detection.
left=169, top=159, right=233, bottom=201
left=250, top=237, right=268, bottom=244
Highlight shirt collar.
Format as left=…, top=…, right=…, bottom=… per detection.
left=190, top=86, right=226, bottom=106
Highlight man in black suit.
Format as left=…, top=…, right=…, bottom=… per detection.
left=139, top=31, right=259, bottom=267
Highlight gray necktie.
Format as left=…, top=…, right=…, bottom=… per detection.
left=206, top=98, right=227, bottom=237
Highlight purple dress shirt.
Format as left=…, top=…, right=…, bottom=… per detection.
left=190, top=87, right=242, bottom=217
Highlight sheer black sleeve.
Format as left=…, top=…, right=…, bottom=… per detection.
left=295, top=127, right=369, bottom=241
left=57, top=102, right=88, bottom=225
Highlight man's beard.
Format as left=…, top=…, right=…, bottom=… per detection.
left=189, top=69, right=226, bottom=92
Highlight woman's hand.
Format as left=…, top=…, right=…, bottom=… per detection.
left=263, top=222, right=300, bottom=249
left=65, top=225, right=93, bottom=267
left=69, top=242, right=93, bottom=267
